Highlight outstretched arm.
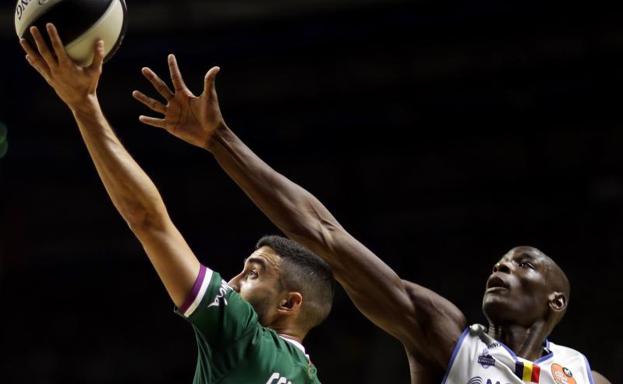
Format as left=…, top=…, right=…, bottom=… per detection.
left=133, top=57, right=466, bottom=368
left=20, top=25, right=199, bottom=307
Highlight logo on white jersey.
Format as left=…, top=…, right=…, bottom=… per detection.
left=551, top=363, right=576, bottom=384
left=467, top=377, right=511, bottom=384
left=208, top=280, right=232, bottom=308
left=265, top=372, right=292, bottom=384
left=477, top=348, right=496, bottom=369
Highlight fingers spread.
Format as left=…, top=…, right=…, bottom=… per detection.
left=141, top=67, right=174, bottom=101
left=168, top=54, right=187, bottom=92
left=46, top=23, right=69, bottom=63
left=30, top=26, right=57, bottom=68
left=139, top=115, right=169, bottom=129
left=132, top=90, right=167, bottom=114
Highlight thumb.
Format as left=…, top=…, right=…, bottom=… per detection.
left=204, top=66, right=220, bottom=96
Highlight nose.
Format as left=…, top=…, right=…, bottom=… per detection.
left=493, top=260, right=512, bottom=274
left=228, top=275, right=241, bottom=292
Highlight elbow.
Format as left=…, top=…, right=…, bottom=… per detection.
left=123, top=204, right=168, bottom=233
left=287, top=214, right=342, bottom=247
left=125, top=211, right=149, bottom=232
left=289, top=217, right=348, bottom=270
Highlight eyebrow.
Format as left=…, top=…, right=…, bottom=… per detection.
left=515, top=252, right=540, bottom=262
left=244, top=256, right=267, bottom=270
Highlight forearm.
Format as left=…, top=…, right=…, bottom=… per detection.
left=21, top=25, right=199, bottom=307
left=71, top=97, right=167, bottom=227
left=210, top=124, right=341, bottom=260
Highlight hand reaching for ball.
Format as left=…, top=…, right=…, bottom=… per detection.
left=15, top=0, right=127, bottom=66
left=20, top=23, right=105, bottom=111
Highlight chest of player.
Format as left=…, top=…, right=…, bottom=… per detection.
left=208, top=352, right=318, bottom=384
left=196, top=325, right=320, bottom=383
left=443, top=327, right=593, bottom=384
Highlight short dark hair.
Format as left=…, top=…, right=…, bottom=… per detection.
left=256, top=235, right=335, bottom=329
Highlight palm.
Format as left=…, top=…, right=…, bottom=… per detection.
left=133, top=55, right=224, bottom=149
left=165, top=92, right=206, bottom=147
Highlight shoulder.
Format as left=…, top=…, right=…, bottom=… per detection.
left=256, top=331, right=321, bottom=383
left=182, top=269, right=262, bottom=341
left=548, top=341, right=605, bottom=384
left=400, top=280, right=467, bottom=370
left=180, top=268, right=236, bottom=317
left=451, top=324, right=491, bottom=353
left=546, top=341, right=592, bottom=370
left=547, top=340, right=589, bottom=360
left=266, top=331, right=310, bottom=362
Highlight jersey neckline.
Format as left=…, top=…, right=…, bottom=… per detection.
left=472, top=324, right=554, bottom=364
left=278, top=334, right=310, bottom=360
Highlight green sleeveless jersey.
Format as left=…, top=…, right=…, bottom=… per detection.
left=178, top=265, right=322, bottom=384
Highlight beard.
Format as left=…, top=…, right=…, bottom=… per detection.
left=246, top=294, right=274, bottom=325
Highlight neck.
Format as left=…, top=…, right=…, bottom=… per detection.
left=487, top=320, right=550, bottom=361
left=269, top=319, right=306, bottom=344
left=277, top=332, right=305, bottom=345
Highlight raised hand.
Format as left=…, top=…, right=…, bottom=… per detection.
left=132, top=55, right=224, bottom=149
left=19, top=23, right=104, bottom=110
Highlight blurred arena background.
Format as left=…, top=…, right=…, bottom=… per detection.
left=1, top=0, right=622, bottom=382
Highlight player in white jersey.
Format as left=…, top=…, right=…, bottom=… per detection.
left=131, top=53, right=612, bottom=384
left=444, top=324, right=596, bottom=384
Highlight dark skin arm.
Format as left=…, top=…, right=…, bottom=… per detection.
left=132, top=58, right=466, bottom=370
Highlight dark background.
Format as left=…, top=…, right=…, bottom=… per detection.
left=1, top=0, right=622, bottom=382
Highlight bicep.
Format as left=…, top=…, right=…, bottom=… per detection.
left=291, top=226, right=413, bottom=335
left=323, top=231, right=416, bottom=337
left=299, top=227, right=465, bottom=365
left=400, top=280, right=466, bottom=368
left=131, top=218, right=201, bottom=308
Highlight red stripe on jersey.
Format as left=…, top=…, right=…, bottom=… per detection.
left=531, top=364, right=541, bottom=382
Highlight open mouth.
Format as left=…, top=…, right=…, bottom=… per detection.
left=486, top=275, right=509, bottom=292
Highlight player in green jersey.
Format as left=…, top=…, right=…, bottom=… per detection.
left=20, top=25, right=333, bottom=384
left=178, top=235, right=331, bottom=383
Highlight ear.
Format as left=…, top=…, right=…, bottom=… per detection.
left=278, top=292, right=303, bottom=315
left=548, top=291, right=567, bottom=312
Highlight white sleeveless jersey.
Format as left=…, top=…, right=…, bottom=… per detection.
left=442, top=324, right=595, bottom=384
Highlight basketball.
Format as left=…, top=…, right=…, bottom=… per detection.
left=15, top=0, right=128, bottom=66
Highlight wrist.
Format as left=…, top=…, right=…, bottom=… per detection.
left=69, top=93, right=101, bottom=116
left=205, top=120, right=230, bottom=152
